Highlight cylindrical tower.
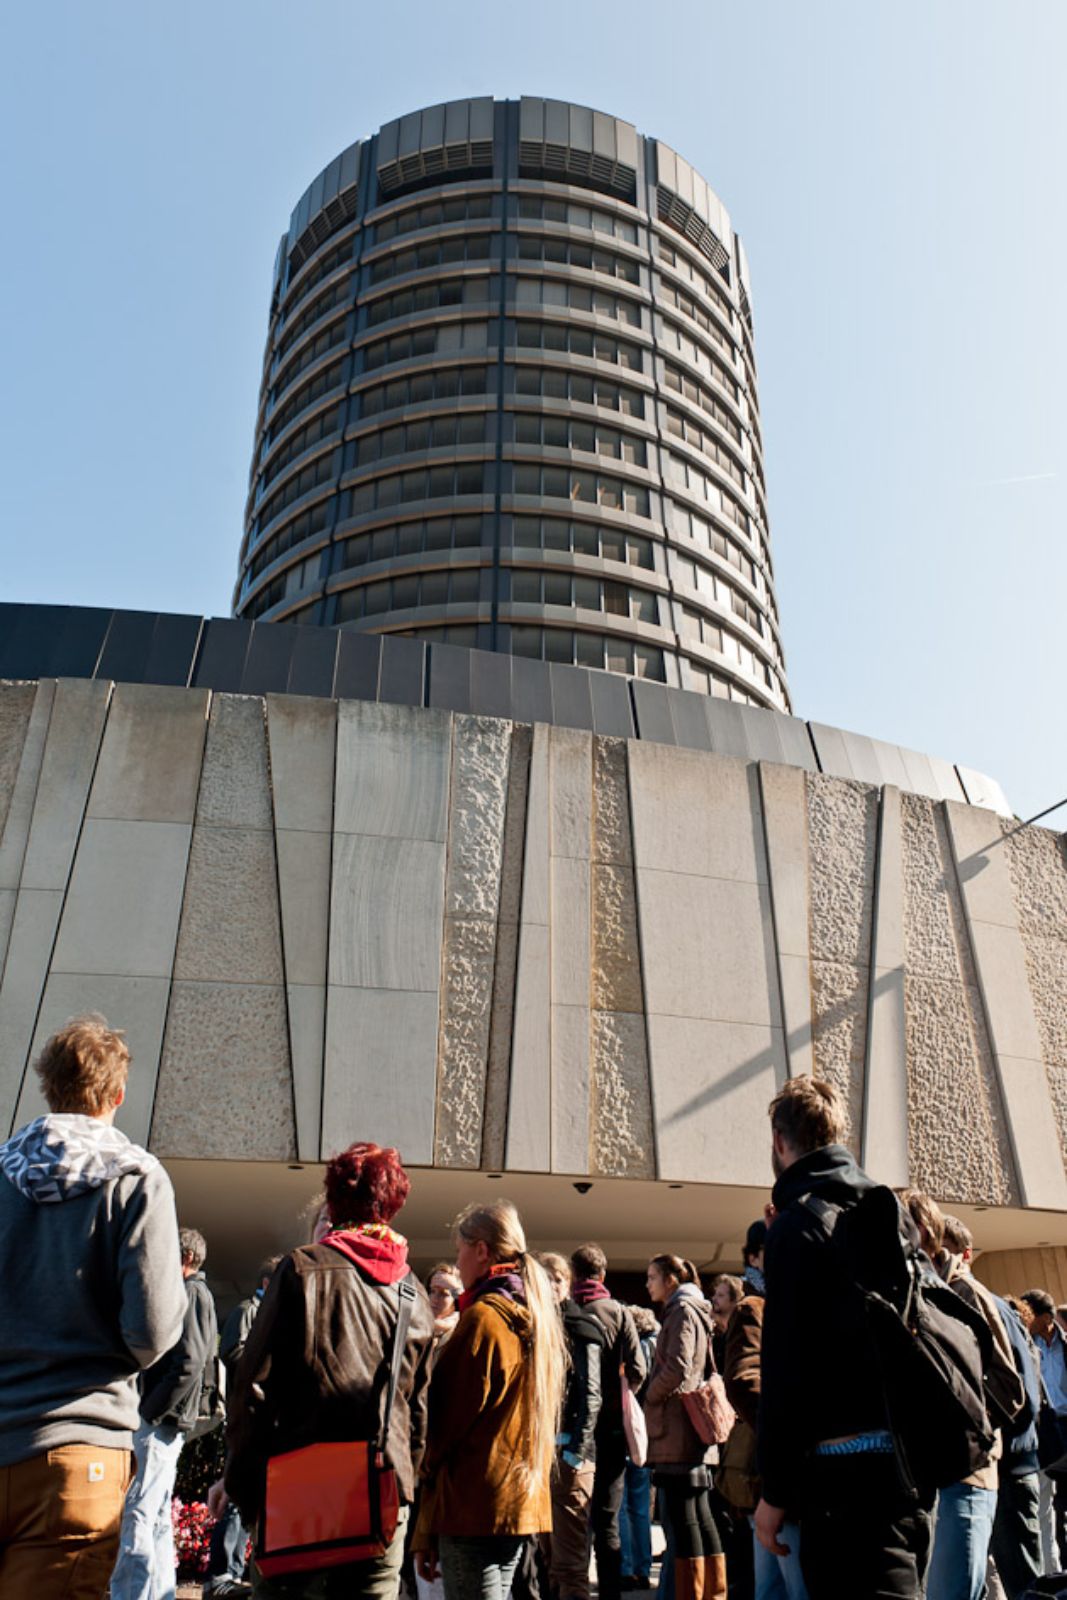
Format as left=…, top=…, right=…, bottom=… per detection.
left=234, top=98, right=788, bottom=712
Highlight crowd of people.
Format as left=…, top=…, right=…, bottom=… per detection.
left=3, top=1014, right=1067, bottom=1600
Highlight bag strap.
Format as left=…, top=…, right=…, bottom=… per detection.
left=377, top=1274, right=417, bottom=1452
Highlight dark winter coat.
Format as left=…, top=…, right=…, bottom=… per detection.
left=141, top=1271, right=217, bottom=1433
left=561, top=1298, right=605, bottom=1463
left=643, top=1286, right=716, bottom=1468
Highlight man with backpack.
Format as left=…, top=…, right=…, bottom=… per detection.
left=754, top=1077, right=938, bottom=1597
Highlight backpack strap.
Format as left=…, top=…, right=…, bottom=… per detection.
left=377, top=1274, right=417, bottom=1453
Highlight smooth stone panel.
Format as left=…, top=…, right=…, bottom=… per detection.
left=20, top=679, right=111, bottom=890
left=0, top=683, right=36, bottom=842
left=329, top=834, right=445, bottom=991
left=0, top=890, right=14, bottom=975
left=334, top=702, right=451, bottom=842
left=21, top=973, right=171, bottom=1144
left=945, top=805, right=1017, bottom=929
left=275, top=830, right=331, bottom=986
left=521, top=725, right=551, bottom=928
left=648, top=1014, right=784, bottom=1185
left=287, top=982, right=325, bottom=1162
left=323, top=986, right=438, bottom=1162
left=636, top=870, right=780, bottom=1027
left=153, top=980, right=295, bottom=1159
left=552, top=1002, right=590, bottom=1173
left=172, top=825, right=284, bottom=985
left=991, top=1055, right=1067, bottom=1212
left=965, top=922, right=1045, bottom=1064
left=956, top=766, right=1013, bottom=818
left=0, top=889, right=64, bottom=1131
left=52, top=820, right=192, bottom=979
left=0, top=680, right=55, bottom=891
left=266, top=694, right=337, bottom=833
left=86, top=684, right=209, bottom=823
left=196, top=696, right=273, bottom=829
left=506, top=920, right=551, bottom=1171
left=758, top=763, right=812, bottom=1078
left=551, top=856, right=590, bottom=1009
left=628, top=744, right=766, bottom=885
left=862, top=787, right=910, bottom=1188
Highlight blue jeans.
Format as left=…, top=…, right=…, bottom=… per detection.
left=750, top=1516, right=808, bottom=1599
left=926, top=1481, right=997, bottom=1600
left=618, top=1463, right=653, bottom=1579
left=204, top=1496, right=247, bottom=1591
left=438, top=1535, right=523, bottom=1600
left=110, top=1420, right=184, bottom=1600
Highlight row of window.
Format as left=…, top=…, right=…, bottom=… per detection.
left=514, top=320, right=642, bottom=371
left=661, top=320, right=738, bottom=401
left=684, top=658, right=764, bottom=704
left=658, top=278, right=733, bottom=360
left=512, top=463, right=649, bottom=516
left=514, top=194, right=639, bottom=244
left=513, top=364, right=644, bottom=417
left=284, top=236, right=357, bottom=315
left=369, top=233, right=492, bottom=284
left=246, top=499, right=332, bottom=585
left=510, top=569, right=657, bottom=624
left=511, top=516, right=653, bottom=570
left=515, top=234, right=638, bottom=283
left=257, top=452, right=334, bottom=534
left=669, top=503, right=759, bottom=591
left=278, top=275, right=352, bottom=360
left=514, top=412, right=646, bottom=466
left=348, top=461, right=487, bottom=515
left=509, top=625, right=665, bottom=680
left=663, top=362, right=742, bottom=446
left=515, top=276, right=641, bottom=327
left=359, top=364, right=489, bottom=417
left=374, top=192, right=493, bottom=243
left=657, top=239, right=732, bottom=321
left=681, top=610, right=775, bottom=690
left=267, top=359, right=346, bottom=447
left=335, top=566, right=483, bottom=622
left=674, top=556, right=766, bottom=637
left=340, top=515, right=487, bottom=570
left=665, top=408, right=745, bottom=491
left=350, top=413, right=486, bottom=467
left=363, top=319, right=489, bottom=371
left=367, top=275, right=490, bottom=327
left=273, top=317, right=349, bottom=401
left=260, top=406, right=343, bottom=495
left=665, top=453, right=748, bottom=535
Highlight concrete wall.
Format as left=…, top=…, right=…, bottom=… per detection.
left=1, top=679, right=1064, bottom=1213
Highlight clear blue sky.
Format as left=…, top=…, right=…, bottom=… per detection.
left=1, top=1, right=1063, bottom=819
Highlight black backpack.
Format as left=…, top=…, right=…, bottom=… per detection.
left=800, top=1184, right=996, bottom=1493
left=187, top=1346, right=227, bottom=1440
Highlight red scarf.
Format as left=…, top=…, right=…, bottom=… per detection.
left=321, top=1221, right=409, bottom=1284
left=457, top=1261, right=526, bottom=1314
left=571, top=1278, right=611, bottom=1306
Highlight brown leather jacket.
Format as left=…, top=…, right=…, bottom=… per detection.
left=224, top=1243, right=435, bottom=1522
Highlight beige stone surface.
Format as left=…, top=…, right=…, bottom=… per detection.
left=329, top=834, right=445, bottom=991
left=552, top=1002, right=590, bottom=1173
left=551, top=856, right=591, bottom=1009
left=435, top=916, right=497, bottom=1168
left=323, top=984, right=439, bottom=1163
left=861, top=787, right=910, bottom=1187
left=592, top=738, right=632, bottom=866
left=629, top=743, right=766, bottom=884
left=507, top=918, right=551, bottom=1171
left=591, top=863, right=644, bottom=1014
left=87, top=684, right=208, bottom=824
left=51, top=819, right=192, bottom=980
left=286, top=981, right=325, bottom=1162
left=266, top=694, right=336, bottom=833
left=759, top=762, right=813, bottom=1078
left=636, top=870, right=780, bottom=1027
left=0, top=684, right=36, bottom=843
left=590, top=1010, right=654, bottom=1178
left=483, top=916, right=519, bottom=1169
left=809, top=960, right=869, bottom=1146
left=20, top=679, right=111, bottom=891
left=195, top=695, right=274, bottom=829
left=153, top=980, right=295, bottom=1159
left=0, top=889, right=64, bottom=1131
left=1007, top=826, right=1067, bottom=1163
left=173, top=825, right=284, bottom=985
left=0, top=680, right=54, bottom=892
left=275, top=829, right=331, bottom=987
left=334, top=701, right=451, bottom=842
left=808, top=774, right=877, bottom=969
left=446, top=717, right=511, bottom=918
left=550, top=726, right=592, bottom=860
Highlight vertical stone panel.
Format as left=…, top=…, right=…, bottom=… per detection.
left=900, top=794, right=1016, bottom=1205
left=435, top=716, right=511, bottom=1167
left=861, top=787, right=910, bottom=1187
left=0, top=684, right=36, bottom=846
left=807, top=773, right=877, bottom=1146
left=1006, top=825, right=1067, bottom=1161
left=506, top=724, right=551, bottom=1171
left=945, top=804, right=1067, bottom=1210
left=758, top=762, right=813, bottom=1079
left=550, top=727, right=592, bottom=1174
left=590, top=737, right=654, bottom=1179
left=153, top=695, right=295, bottom=1160
left=0, top=681, right=55, bottom=981
left=483, top=724, right=530, bottom=1168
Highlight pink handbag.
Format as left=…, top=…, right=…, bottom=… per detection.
left=680, top=1330, right=736, bottom=1447
left=621, top=1370, right=648, bottom=1466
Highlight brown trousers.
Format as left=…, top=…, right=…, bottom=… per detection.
left=547, top=1457, right=595, bottom=1600
left=0, top=1445, right=132, bottom=1599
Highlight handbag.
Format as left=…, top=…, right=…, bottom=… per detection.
left=680, top=1325, right=736, bottom=1448
left=256, top=1275, right=417, bottom=1578
left=621, top=1369, right=648, bottom=1467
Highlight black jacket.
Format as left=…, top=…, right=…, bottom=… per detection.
left=580, top=1294, right=647, bottom=1444
left=219, top=1293, right=261, bottom=1381
left=758, top=1144, right=887, bottom=1509
left=141, top=1272, right=217, bottom=1433
left=561, top=1299, right=605, bottom=1464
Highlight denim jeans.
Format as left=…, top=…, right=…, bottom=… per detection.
left=926, top=1482, right=997, bottom=1600
left=110, top=1420, right=184, bottom=1600
left=750, top=1516, right=809, bottom=1599
left=1039, top=1469, right=1061, bottom=1573
left=618, top=1462, right=653, bottom=1579
left=438, top=1535, right=524, bottom=1600
left=204, top=1497, right=248, bottom=1591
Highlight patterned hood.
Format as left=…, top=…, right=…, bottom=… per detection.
left=0, top=1113, right=158, bottom=1203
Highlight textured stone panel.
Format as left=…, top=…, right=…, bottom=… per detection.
left=196, top=695, right=273, bottom=829
left=446, top=717, right=511, bottom=918
left=52, top=819, right=192, bottom=979
left=323, top=986, right=438, bottom=1163
left=435, top=917, right=497, bottom=1168
left=0, top=890, right=63, bottom=1132
left=629, top=744, right=766, bottom=884
left=809, top=961, right=868, bottom=1146
left=591, top=1010, right=654, bottom=1178
left=592, top=863, right=644, bottom=1014
left=20, top=679, right=111, bottom=891
left=1007, top=826, right=1067, bottom=942
left=648, top=1014, right=784, bottom=1186
left=173, top=825, right=284, bottom=985
left=266, top=694, right=336, bottom=833
left=334, top=701, right=451, bottom=842
left=636, top=871, right=780, bottom=1027
left=807, top=774, right=877, bottom=969
left=0, top=684, right=36, bottom=843
left=592, top=738, right=632, bottom=866
left=275, top=829, right=331, bottom=987
left=329, top=834, right=445, bottom=991
left=900, top=795, right=976, bottom=984
left=0, top=680, right=55, bottom=892
left=153, top=981, right=295, bottom=1159
left=86, top=684, right=208, bottom=824
left=550, top=727, right=592, bottom=860
left=1017, top=934, right=1067, bottom=1070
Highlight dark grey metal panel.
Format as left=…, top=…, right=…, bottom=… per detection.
left=930, top=756, right=968, bottom=804
left=704, top=698, right=751, bottom=759
left=549, top=662, right=594, bottom=732
left=378, top=635, right=425, bottom=707
left=241, top=622, right=295, bottom=695
left=8, top=605, right=109, bottom=680
left=143, top=614, right=202, bottom=686
left=839, top=730, right=884, bottom=786
left=469, top=648, right=513, bottom=721
left=0, top=603, right=39, bottom=676
left=666, top=687, right=712, bottom=751
left=631, top=681, right=676, bottom=745
left=589, top=671, right=634, bottom=738
left=870, top=739, right=912, bottom=791
left=807, top=723, right=854, bottom=780
left=510, top=657, right=552, bottom=724
left=427, top=642, right=472, bottom=712
left=737, top=704, right=787, bottom=763
left=287, top=627, right=339, bottom=698
left=334, top=630, right=381, bottom=701
left=96, top=610, right=159, bottom=683
left=955, top=765, right=1008, bottom=813
left=775, top=715, right=820, bottom=773
left=192, top=618, right=254, bottom=692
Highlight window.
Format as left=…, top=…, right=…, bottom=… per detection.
left=333, top=565, right=483, bottom=622
left=665, top=408, right=746, bottom=490
left=347, top=461, right=488, bottom=516
left=507, top=625, right=665, bottom=680
left=283, top=236, right=357, bottom=315
left=515, top=277, right=640, bottom=327
left=278, top=276, right=353, bottom=360
left=351, top=412, right=486, bottom=467
left=340, top=515, right=485, bottom=570
left=360, top=365, right=489, bottom=417
left=657, top=239, right=732, bottom=320
left=256, top=453, right=335, bottom=535
left=515, top=194, right=638, bottom=244
left=513, top=366, right=644, bottom=417
left=268, top=359, right=346, bottom=446
left=662, top=362, right=742, bottom=445
left=512, top=413, right=646, bottom=466
left=272, top=318, right=350, bottom=404
left=659, top=320, right=738, bottom=400
left=512, top=463, right=649, bottom=516
left=367, top=275, right=490, bottom=327
left=244, top=500, right=332, bottom=585
left=516, top=234, right=639, bottom=283
left=369, top=233, right=492, bottom=284
left=259, top=407, right=343, bottom=494
left=375, top=193, right=493, bottom=243
left=665, top=453, right=748, bottom=535
left=658, top=278, right=732, bottom=358
left=669, top=502, right=758, bottom=586
left=509, top=569, right=658, bottom=624
left=511, top=320, right=642, bottom=373
left=363, top=320, right=489, bottom=372
left=511, top=517, right=653, bottom=569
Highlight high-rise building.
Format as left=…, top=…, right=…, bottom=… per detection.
left=235, top=97, right=789, bottom=713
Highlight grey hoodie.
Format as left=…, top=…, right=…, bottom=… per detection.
left=0, top=1113, right=186, bottom=1466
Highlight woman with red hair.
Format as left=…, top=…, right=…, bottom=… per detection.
left=215, top=1142, right=435, bottom=1596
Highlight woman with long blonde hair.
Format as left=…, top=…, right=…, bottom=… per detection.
left=413, top=1199, right=565, bottom=1599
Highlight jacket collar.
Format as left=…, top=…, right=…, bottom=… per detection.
left=771, top=1143, right=875, bottom=1215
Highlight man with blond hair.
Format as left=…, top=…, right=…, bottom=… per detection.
left=0, top=1014, right=185, bottom=1598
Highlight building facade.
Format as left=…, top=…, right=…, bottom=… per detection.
left=235, top=97, right=789, bottom=714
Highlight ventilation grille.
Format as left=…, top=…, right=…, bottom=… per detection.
left=657, top=187, right=731, bottom=279
left=519, top=142, right=637, bottom=204
left=289, top=186, right=360, bottom=272
left=377, top=139, right=494, bottom=197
